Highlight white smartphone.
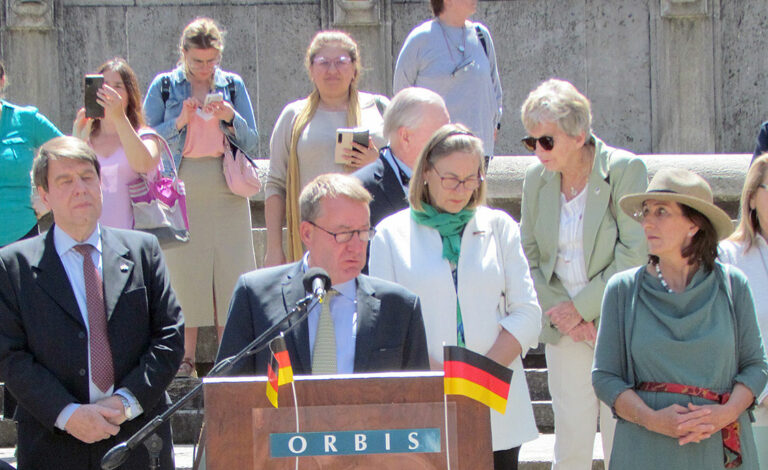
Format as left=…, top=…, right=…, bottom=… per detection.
left=204, top=93, right=223, bottom=106
left=334, top=127, right=369, bottom=164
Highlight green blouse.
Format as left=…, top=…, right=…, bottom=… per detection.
left=0, top=101, right=62, bottom=246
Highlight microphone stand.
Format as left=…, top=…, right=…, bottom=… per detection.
left=101, top=293, right=321, bottom=470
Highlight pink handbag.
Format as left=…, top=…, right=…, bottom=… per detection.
left=222, top=139, right=261, bottom=198
left=128, top=129, right=190, bottom=245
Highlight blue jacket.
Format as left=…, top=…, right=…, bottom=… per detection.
left=143, top=66, right=259, bottom=169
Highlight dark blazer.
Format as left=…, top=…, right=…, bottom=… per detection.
left=353, top=152, right=410, bottom=229
left=216, top=261, right=429, bottom=376
left=753, top=120, right=768, bottom=163
left=0, top=226, right=184, bottom=470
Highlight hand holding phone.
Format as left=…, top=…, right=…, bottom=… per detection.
left=84, top=75, right=104, bottom=119
left=334, top=127, right=369, bottom=164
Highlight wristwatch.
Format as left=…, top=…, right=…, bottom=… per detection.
left=116, top=394, right=134, bottom=420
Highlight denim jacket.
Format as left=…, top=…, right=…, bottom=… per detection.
left=143, top=66, right=259, bottom=169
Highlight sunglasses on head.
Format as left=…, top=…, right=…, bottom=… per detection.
left=521, top=135, right=555, bottom=152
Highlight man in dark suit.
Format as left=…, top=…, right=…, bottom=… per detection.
left=217, top=173, right=428, bottom=376
left=0, top=137, right=184, bottom=469
left=353, top=87, right=450, bottom=228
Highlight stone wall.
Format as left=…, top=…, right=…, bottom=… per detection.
left=2, top=0, right=768, bottom=156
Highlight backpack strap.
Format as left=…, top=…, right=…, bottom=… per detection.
left=226, top=76, right=236, bottom=104
left=475, top=25, right=488, bottom=58
left=160, top=76, right=171, bottom=105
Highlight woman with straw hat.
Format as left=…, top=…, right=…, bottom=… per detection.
left=592, top=168, right=768, bottom=469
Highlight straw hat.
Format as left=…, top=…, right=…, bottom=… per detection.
left=619, top=168, right=734, bottom=240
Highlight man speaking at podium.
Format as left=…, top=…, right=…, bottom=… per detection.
left=217, top=173, right=429, bottom=375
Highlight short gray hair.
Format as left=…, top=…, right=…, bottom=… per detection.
left=521, top=78, right=592, bottom=138
left=299, top=173, right=372, bottom=222
left=32, top=136, right=100, bottom=192
left=383, top=87, right=446, bottom=141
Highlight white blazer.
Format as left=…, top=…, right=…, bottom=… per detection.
left=370, top=206, right=542, bottom=450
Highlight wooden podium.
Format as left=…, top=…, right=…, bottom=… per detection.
left=204, top=371, right=493, bottom=469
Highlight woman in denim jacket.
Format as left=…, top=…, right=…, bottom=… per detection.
left=143, top=17, right=259, bottom=377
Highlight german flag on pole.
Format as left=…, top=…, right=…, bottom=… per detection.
left=443, top=345, right=513, bottom=414
left=266, top=336, right=294, bottom=408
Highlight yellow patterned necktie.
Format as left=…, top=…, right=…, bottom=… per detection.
left=312, top=289, right=338, bottom=374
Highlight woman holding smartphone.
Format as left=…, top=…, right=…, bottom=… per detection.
left=144, top=17, right=259, bottom=377
left=73, top=58, right=162, bottom=230
left=264, top=30, right=388, bottom=267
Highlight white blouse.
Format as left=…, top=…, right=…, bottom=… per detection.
left=719, top=236, right=768, bottom=424
left=554, top=187, right=589, bottom=298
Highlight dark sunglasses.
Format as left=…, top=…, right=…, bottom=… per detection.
left=521, top=135, right=555, bottom=152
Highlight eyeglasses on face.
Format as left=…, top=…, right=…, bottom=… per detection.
left=308, top=221, right=376, bottom=243
left=312, top=56, right=353, bottom=71
left=430, top=167, right=483, bottom=191
left=758, top=184, right=768, bottom=191
left=521, top=135, right=555, bottom=152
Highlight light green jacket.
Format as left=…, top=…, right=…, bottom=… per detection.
left=520, top=136, right=648, bottom=344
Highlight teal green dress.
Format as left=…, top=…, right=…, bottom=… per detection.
left=593, top=263, right=768, bottom=469
left=0, top=100, right=62, bottom=246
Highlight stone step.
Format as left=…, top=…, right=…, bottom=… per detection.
left=0, top=433, right=607, bottom=469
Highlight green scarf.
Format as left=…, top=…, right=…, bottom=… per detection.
left=411, top=203, right=475, bottom=347
left=411, top=203, right=476, bottom=264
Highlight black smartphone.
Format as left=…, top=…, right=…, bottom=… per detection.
left=84, top=74, right=104, bottom=119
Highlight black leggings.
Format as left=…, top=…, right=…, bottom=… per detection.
left=493, top=446, right=521, bottom=470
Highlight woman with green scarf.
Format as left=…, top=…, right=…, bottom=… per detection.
left=369, top=124, right=542, bottom=469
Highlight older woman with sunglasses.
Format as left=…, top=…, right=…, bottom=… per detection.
left=519, top=78, right=648, bottom=469
left=370, top=124, right=541, bottom=470
left=264, top=30, right=389, bottom=267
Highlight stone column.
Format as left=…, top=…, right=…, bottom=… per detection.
left=650, top=0, right=719, bottom=153
left=1, top=0, right=62, bottom=128
left=320, top=0, right=393, bottom=97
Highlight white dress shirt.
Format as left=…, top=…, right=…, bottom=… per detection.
left=53, top=225, right=142, bottom=429
left=554, top=188, right=589, bottom=298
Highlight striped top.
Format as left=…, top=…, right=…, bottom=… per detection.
left=554, top=187, right=589, bottom=298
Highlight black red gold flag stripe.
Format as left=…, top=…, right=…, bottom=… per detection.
left=443, top=345, right=513, bottom=414
left=265, top=336, right=294, bottom=408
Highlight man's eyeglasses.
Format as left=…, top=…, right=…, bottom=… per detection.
left=312, top=56, right=353, bottom=71
left=431, top=167, right=483, bottom=191
left=521, top=135, right=555, bottom=152
left=308, top=221, right=376, bottom=243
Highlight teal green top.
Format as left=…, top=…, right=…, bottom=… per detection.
left=0, top=100, right=62, bottom=246
left=594, top=263, right=768, bottom=469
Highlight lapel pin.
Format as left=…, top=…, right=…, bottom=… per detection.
left=595, top=187, right=600, bottom=194
left=120, top=264, right=129, bottom=272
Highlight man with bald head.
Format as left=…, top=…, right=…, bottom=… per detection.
left=354, top=87, right=450, bottom=227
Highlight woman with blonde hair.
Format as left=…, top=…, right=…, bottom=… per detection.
left=144, top=17, right=259, bottom=376
left=264, top=30, right=389, bottom=266
left=370, top=124, right=541, bottom=469
left=719, top=154, right=768, bottom=467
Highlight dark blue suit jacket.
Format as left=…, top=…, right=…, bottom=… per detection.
left=216, top=262, right=429, bottom=376
left=753, top=120, right=768, bottom=163
left=0, top=227, right=184, bottom=469
left=353, top=152, right=410, bottom=229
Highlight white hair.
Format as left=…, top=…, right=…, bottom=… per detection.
left=383, top=87, right=446, bottom=141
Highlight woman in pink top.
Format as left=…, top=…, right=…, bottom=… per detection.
left=74, top=58, right=162, bottom=229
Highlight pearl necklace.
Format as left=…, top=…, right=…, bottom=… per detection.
left=654, top=262, right=675, bottom=294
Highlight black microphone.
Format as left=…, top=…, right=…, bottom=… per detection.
left=303, top=267, right=332, bottom=300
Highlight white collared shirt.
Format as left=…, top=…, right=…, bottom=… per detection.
left=554, top=188, right=590, bottom=298
left=302, top=254, right=358, bottom=374
left=53, top=225, right=142, bottom=429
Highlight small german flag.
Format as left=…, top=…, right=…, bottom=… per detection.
left=443, top=345, right=513, bottom=414
left=266, top=336, right=294, bottom=408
